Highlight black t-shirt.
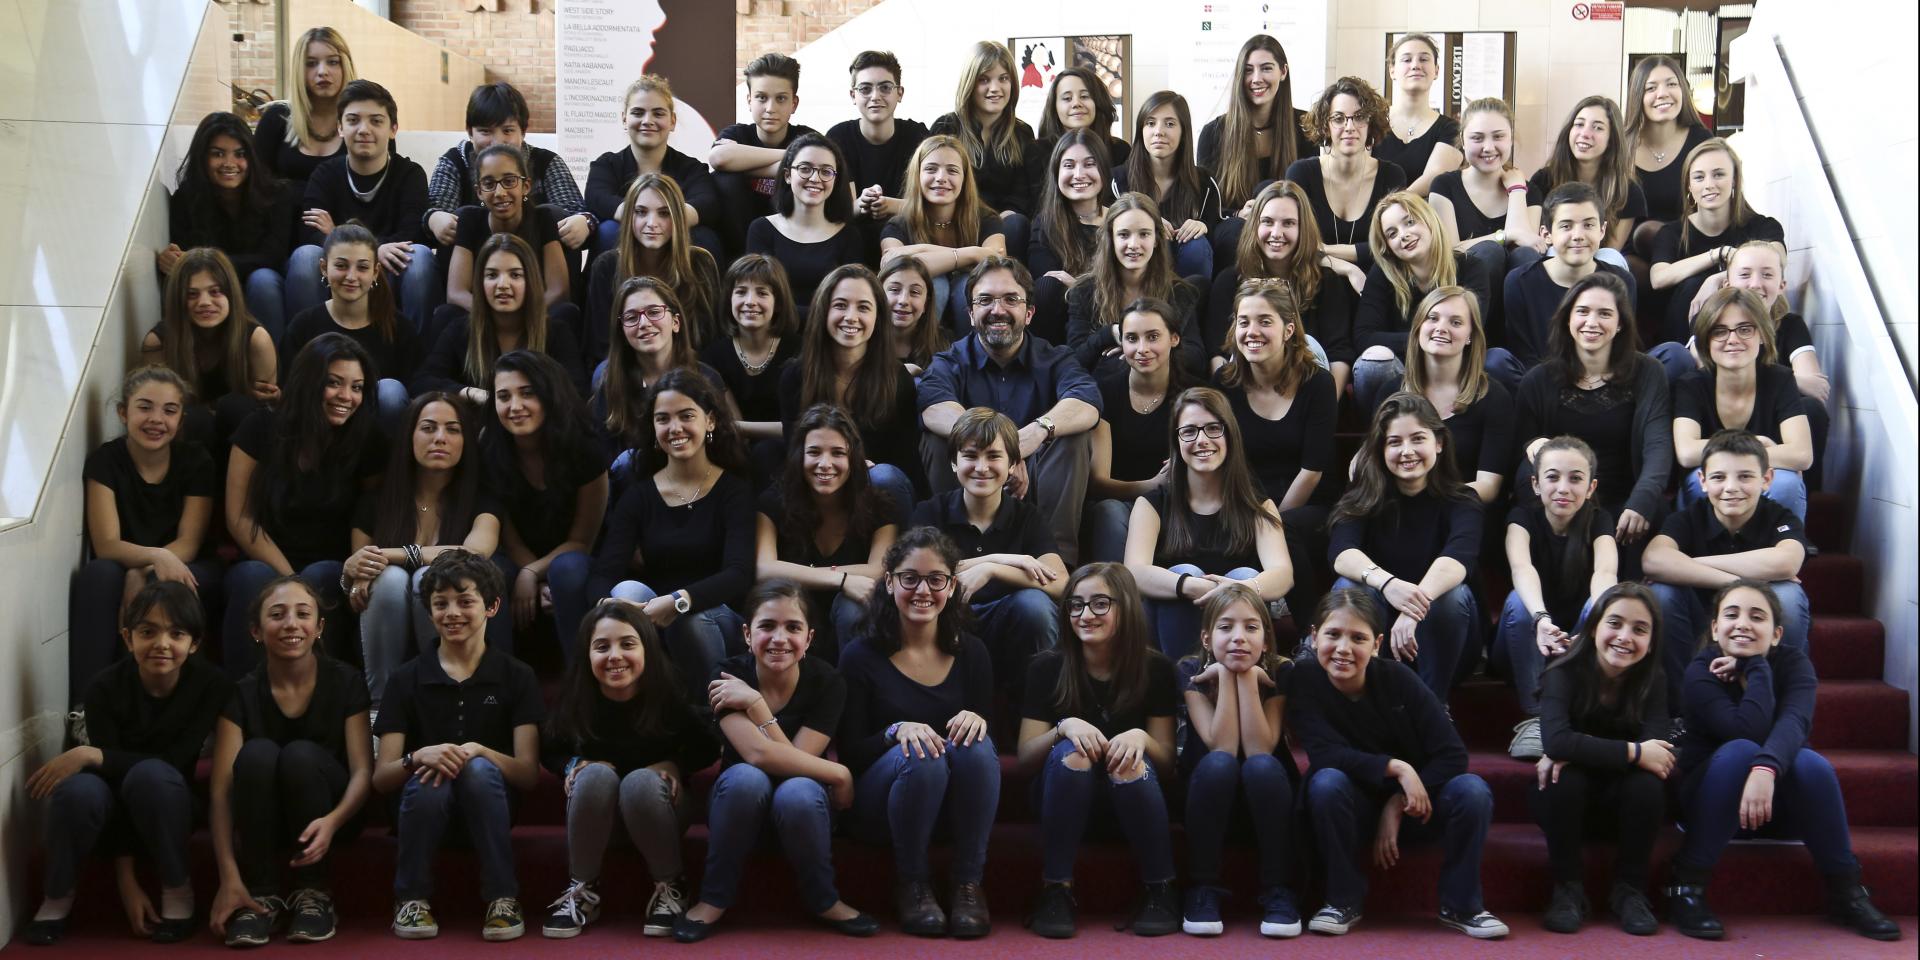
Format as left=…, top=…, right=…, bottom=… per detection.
left=84, top=439, right=216, bottom=549
left=1095, top=367, right=1174, bottom=483
left=539, top=687, right=718, bottom=778
left=350, top=486, right=499, bottom=548
left=1142, top=486, right=1263, bottom=573
left=231, top=409, right=384, bottom=569
left=1526, top=168, right=1647, bottom=223
left=1673, top=364, right=1804, bottom=445
left=1636, top=124, right=1715, bottom=224
left=1205, top=266, right=1356, bottom=366
left=1021, top=649, right=1179, bottom=739
left=1215, top=367, right=1338, bottom=506
left=1506, top=501, right=1616, bottom=629
left=1649, top=215, right=1787, bottom=342
left=373, top=645, right=545, bottom=755
left=827, top=118, right=931, bottom=198
left=588, top=471, right=758, bottom=609
left=281, top=304, right=422, bottom=384
left=480, top=428, right=609, bottom=558
left=710, top=652, right=847, bottom=767
left=700, top=336, right=798, bottom=427
left=1441, top=379, right=1515, bottom=480
left=715, top=122, right=820, bottom=221
left=453, top=203, right=562, bottom=258
left=879, top=210, right=1007, bottom=248
left=1776, top=312, right=1814, bottom=365
left=1372, top=115, right=1460, bottom=183
left=1176, top=655, right=1290, bottom=773
left=1196, top=111, right=1317, bottom=205
left=1328, top=489, right=1483, bottom=579
left=757, top=487, right=874, bottom=568
left=1428, top=170, right=1509, bottom=241
left=744, top=217, right=870, bottom=308
left=1282, top=156, right=1409, bottom=269
left=928, top=113, right=1037, bottom=215
left=908, top=490, right=1054, bottom=602
left=224, top=654, right=369, bottom=768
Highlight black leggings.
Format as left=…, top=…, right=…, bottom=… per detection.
left=232, top=738, right=357, bottom=896
left=1527, top=762, right=1664, bottom=890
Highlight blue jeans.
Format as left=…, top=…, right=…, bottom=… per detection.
left=1084, top=498, right=1131, bottom=564
left=853, top=735, right=1000, bottom=884
left=1680, top=466, right=1807, bottom=522
left=1172, top=235, right=1214, bottom=280
left=610, top=581, right=740, bottom=701
left=245, top=267, right=287, bottom=344
left=1186, top=750, right=1292, bottom=889
left=287, top=242, right=440, bottom=335
left=223, top=559, right=345, bottom=679
left=286, top=245, right=325, bottom=323
left=375, top=378, right=410, bottom=436
left=394, top=755, right=517, bottom=902
left=868, top=463, right=915, bottom=530
left=42, top=761, right=192, bottom=899
left=1351, top=354, right=1407, bottom=413
left=1332, top=577, right=1478, bottom=698
left=1649, top=340, right=1695, bottom=383
left=1650, top=580, right=1810, bottom=712
left=1484, top=346, right=1525, bottom=393
left=1307, top=767, right=1493, bottom=914
left=700, top=763, right=841, bottom=914
left=971, top=587, right=1061, bottom=693
left=1152, top=564, right=1259, bottom=660
left=69, top=556, right=221, bottom=705
left=1496, top=591, right=1594, bottom=715
left=496, top=550, right=592, bottom=661
left=1675, top=740, right=1858, bottom=879
left=1039, top=739, right=1174, bottom=884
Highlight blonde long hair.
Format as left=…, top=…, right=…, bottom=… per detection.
left=899, top=135, right=984, bottom=248
left=1369, top=191, right=1456, bottom=319
left=614, top=172, right=717, bottom=348
left=285, top=27, right=357, bottom=151
left=952, top=41, right=1025, bottom=169
left=1402, top=286, right=1490, bottom=407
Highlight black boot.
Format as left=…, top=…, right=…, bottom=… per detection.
left=1826, top=877, right=1902, bottom=942
left=1541, top=882, right=1587, bottom=934
left=1663, top=867, right=1724, bottom=941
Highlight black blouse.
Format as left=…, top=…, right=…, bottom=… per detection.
left=1095, top=366, right=1174, bottom=484
left=1372, top=115, right=1461, bottom=183
left=1214, top=366, right=1339, bottom=506
left=744, top=217, right=871, bottom=311
left=1282, top=156, right=1410, bottom=270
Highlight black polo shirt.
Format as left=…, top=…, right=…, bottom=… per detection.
left=373, top=644, right=544, bottom=754
left=908, top=488, right=1054, bottom=603
left=1659, top=495, right=1806, bottom=559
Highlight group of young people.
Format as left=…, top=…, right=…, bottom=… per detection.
left=29, top=23, right=1899, bottom=951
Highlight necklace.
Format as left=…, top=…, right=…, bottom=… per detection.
left=345, top=163, right=389, bottom=203
left=1576, top=372, right=1611, bottom=389
left=930, top=218, right=954, bottom=230
left=734, top=336, right=779, bottom=375
left=670, top=465, right=717, bottom=507
left=1129, top=381, right=1165, bottom=412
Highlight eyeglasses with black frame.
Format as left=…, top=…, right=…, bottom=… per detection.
left=1176, top=421, right=1227, bottom=443
left=890, top=570, right=952, bottom=593
left=1066, top=594, right=1114, bottom=617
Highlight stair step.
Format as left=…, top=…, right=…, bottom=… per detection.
left=1448, top=679, right=1910, bottom=752
left=1810, top=615, right=1887, bottom=679
left=1802, top=554, right=1864, bottom=615
left=1805, top=492, right=1850, bottom=552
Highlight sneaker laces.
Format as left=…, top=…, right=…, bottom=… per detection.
left=394, top=900, right=432, bottom=927
left=66, top=710, right=88, bottom=746
left=290, top=889, right=330, bottom=920
left=649, top=880, right=687, bottom=917
left=484, top=898, right=518, bottom=925
left=548, top=880, right=600, bottom=924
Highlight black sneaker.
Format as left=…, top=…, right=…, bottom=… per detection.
left=542, top=880, right=601, bottom=939
left=644, top=877, right=688, bottom=937
left=285, top=889, right=336, bottom=943
left=152, top=915, right=197, bottom=944
left=1439, top=907, right=1510, bottom=939
left=1181, top=884, right=1224, bottom=936
left=1131, top=881, right=1180, bottom=937
left=1258, top=886, right=1302, bottom=938
left=1828, top=884, right=1902, bottom=941
left=1665, top=883, right=1724, bottom=940
left=1026, top=882, right=1076, bottom=939
left=1542, top=881, right=1588, bottom=934
left=224, top=895, right=285, bottom=948
left=22, top=917, right=65, bottom=946
left=1308, top=903, right=1361, bottom=935
left=1610, top=883, right=1658, bottom=936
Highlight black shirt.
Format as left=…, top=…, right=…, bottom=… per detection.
left=1064, top=278, right=1207, bottom=377
left=231, top=408, right=384, bottom=569
left=1428, top=170, right=1508, bottom=241
left=374, top=645, right=545, bottom=755
left=480, top=428, right=608, bottom=558
left=1673, top=364, right=1804, bottom=445
left=757, top=487, right=875, bottom=568
left=84, top=438, right=216, bottom=549
left=300, top=154, right=429, bottom=248
left=836, top=633, right=995, bottom=774
left=1538, top=657, right=1668, bottom=768
left=1440, top=379, right=1515, bottom=480
left=1216, top=366, right=1338, bottom=506
left=1282, top=156, right=1410, bottom=271
left=1206, top=266, right=1356, bottom=365
left=583, top=145, right=721, bottom=228
left=1022, top=649, right=1179, bottom=739
left=1526, top=168, right=1647, bottom=224
left=1649, top=214, right=1786, bottom=342
left=710, top=652, right=847, bottom=767
left=1636, top=124, right=1715, bottom=224
left=85, top=655, right=233, bottom=785
left=224, top=654, right=369, bottom=767
left=1776, top=312, right=1814, bottom=365
left=745, top=217, right=870, bottom=309
left=713, top=121, right=821, bottom=224
left=452, top=203, right=563, bottom=260
left=777, top=361, right=922, bottom=492
left=827, top=118, right=931, bottom=199
left=168, top=182, right=303, bottom=278
left=1352, top=251, right=1494, bottom=358
left=1372, top=115, right=1461, bottom=183
left=539, top=687, right=719, bottom=778
left=281, top=304, right=422, bottom=384
left=1287, top=656, right=1467, bottom=797
left=1659, top=495, right=1806, bottom=560
left=589, top=470, right=757, bottom=611
left=1328, top=489, right=1482, bottom=579
left=1177, top=656, right=1290, bottom=774
left=928, top=113, right=1037, bottom=215
left=909, top=489, right=1055, bottom=603
left=1196, top=111, right=1317, bottom=207
left=350, top=486, right=498, bottom=549
left=879, top=210, right=1007, bottom=249
left=1141, top=486, right=1262, bottom=572
left=585, top=248, right=723, bottom=367
left=1506, top=500, right=1617, bottom=629
left=1502, top=259, right=1639, bottom=369
left=1514, top=355, right=1673, bottom=519
left=917, top=331, right=1104, bottom=425
left=1095, top=367, right=1173, bottom=483
left=253, top=103, right=345, bottom=184
left=413, top=314, right=588, bottom=398
left=1026, top=216, right=1099, bottom=280
left=701, top=336, right=798, bottom=427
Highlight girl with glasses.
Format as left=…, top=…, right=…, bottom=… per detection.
left=747, top=133, right=870, bottom=313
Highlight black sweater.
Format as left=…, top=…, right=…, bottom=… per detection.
left=1352, top=251, right=1494, bottom=358
left=587, top=470, right=756, bottom=612
left=1538, top=661, right=1669, bottom=768
left=168, top=182, right=303, bottom=278
left=1514, top=354, right=1673, bottom=520
left=1064, top=278, right=1207, bottom=377
left=300, top=154, right=429, bottom=249
left=837, top=634, right=995, bottom=774
left=540, top=688, right=720, bottom=778
left=1679, top=642, right=1817, bottom=782
left=83, top=655, right=233, bottom=785
left=1289, top=656, right=1468, bottom=798
left=583, top=145, right=721, bottom=230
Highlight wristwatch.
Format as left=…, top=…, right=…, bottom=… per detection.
left=1037, top=415, right=1057, bottom=442
left=673, top=590, right=692, bottom=614
left=401, top=751, right=416, bottom=772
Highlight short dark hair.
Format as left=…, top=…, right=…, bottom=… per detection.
left=774, top=132, right=854, bottom=221
left=744, top=52, right=801, bottom=88
left=337, top=79, right=398, bottom=126
left=1701, top=429, right=1771, bottom=473
left=1541, top=181, right=1602, bottom=228
left=964, top=254, right=1034, bottom=304
left=849, top=50, right=902, bottom=83
left=466, top=81, right=530, bottom=130
left=123, top=580, right=206, bottom=638
left=417, top=549, right=504, bottom=608
left=947, top=406, right=1019, bottom=463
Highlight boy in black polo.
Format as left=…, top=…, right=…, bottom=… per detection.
left=908, top=407, right=1067, bottom=688
left=1644, top=430, right=1811, bottom=711
left=708, top=53, right=818, bottom=257
left=373, top=551, right=543, bottom=942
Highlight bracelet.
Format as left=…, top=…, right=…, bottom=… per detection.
left=757, top=717, right=779, bottom=734
left=1175, top=573, right=1191, bottom=598
left=1532, top=611, right=1552, bottom=625
left=1505, top=182, right=1529, bottom=194
left=840, top=572, right=848, bottom=591
left=1631, top=741, right=1642, bottom=763
left=1382, top=575, right=1399, bottom=592
left=1749, top=764, right=1776, bottom=777
left=403, top=543, right=423, bottom=571
left=339, top=570, right=353, bottom=592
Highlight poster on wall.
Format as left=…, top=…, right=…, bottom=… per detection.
left=553, top=0, right=725, bottom=186
left=1166, top=0, right=1328, bottom=121
left=1010, top=34, right=1132, bottom=138
left=1385, top=32, right=1515, bottom=116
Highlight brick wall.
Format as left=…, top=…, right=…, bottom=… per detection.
left=736, top=0, right=885, bottom=77
left=223, top=0, right=278, bottom=98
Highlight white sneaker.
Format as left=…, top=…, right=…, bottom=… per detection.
left=644, top=877, right=688, bottom=937
left=1508, top=716, right=1543, bottom=760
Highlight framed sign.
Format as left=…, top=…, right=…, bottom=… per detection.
left=1010, top=34, right=1132, bottom=139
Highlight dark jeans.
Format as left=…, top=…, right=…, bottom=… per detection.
left=43, top=760, right=192, bottom=899
left=1651, top=581, right=1809, bottom=715
left=1331, top=578, right=1479, bottom=698
left=1084, top=498, right=1130, bottom=564
left=495, top=550, right=593, bottom=662
left=1039, top=739, right=1174, bottom=884
left=1151, top=564, right=1258, bottom=660
left=970, top=587, right=1060, bottom=699
left=1307, top=767, right=1493, bottom=914
left=1528, top=762, right=1663, bottom=889
left=852, top=736, right=1000, bottom=884
left=1675, top=740, right=1859, bottom=879
left=223, top=560, right=346, bottom=679
left=394, top=756, right=517, bottom=902
left=69, top=557, right=221, bottom=706
left=233, top=738, right=356, bottom=896
left=1186, top=750, right=1293, bottom=889
left=700, top=763, right=840, bottom=914
left=1495, top=591, right=1595, bottom=715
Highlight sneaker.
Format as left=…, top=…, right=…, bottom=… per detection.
left=1257, top=886, right=1302, bottom=938
left=1181, top=885, right=1224, bottom=936
left=65, top=709, right=88, bottom=746
left=542, top=879, right=601, bottom=939
left=1308, top=903, right=1361, bottom=935
left=481, top=898, right=525, bottom=942
left=1026, top=882, right=1076, bottom=939
left=1507, top=716, right=1543, bottom=760
left=391, top=900, right=437, bottom=939
left=1541, top=881, right=1587, bottom=934
left=643, top=877, right=688, bottom=937
left=284, top=889, right=335, bottom=943
left=1440, top=907, right=1510, bottom=939
left=1609, top=883, right=1658, bottom=936
left=223, top=895, right=285, bottom=947
left=1131, top=881, right=1180, bottom=937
